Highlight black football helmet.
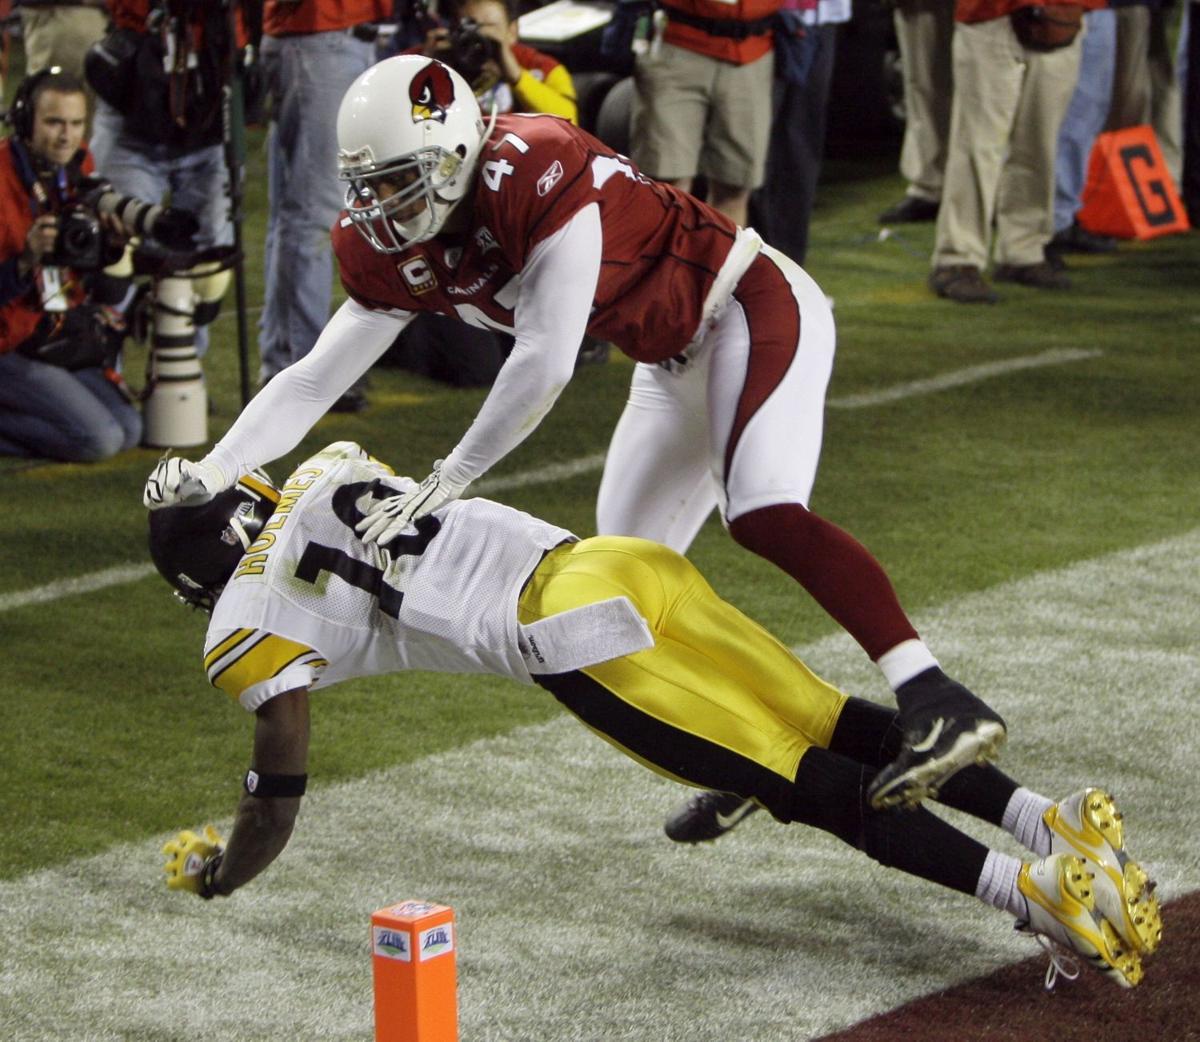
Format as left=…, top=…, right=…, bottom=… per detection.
left=147, top=472, right=280, bottom=612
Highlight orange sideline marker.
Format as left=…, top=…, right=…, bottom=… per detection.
left=1077, top=125, right=1190, bottom=239
left=372, top=900, right=458, bottom=1042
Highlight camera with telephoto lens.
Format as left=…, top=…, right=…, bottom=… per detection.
left=49, top=205, right=111, bottom=270
left=445, top=17, right=501, bottom=87
left=47, top=175, right=200, bottom=270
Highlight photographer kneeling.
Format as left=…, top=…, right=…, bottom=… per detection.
left=0, top=68, right=139, bottom=462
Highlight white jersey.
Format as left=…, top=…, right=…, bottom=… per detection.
left=203, top=442, right=575, bottom=711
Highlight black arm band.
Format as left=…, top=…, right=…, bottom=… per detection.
left=244, top=769, right=308, bottom=798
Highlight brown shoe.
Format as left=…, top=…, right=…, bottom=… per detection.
left=929, top=265, right=999, bottom=304
left=993, top=261, right=1071, bottom=290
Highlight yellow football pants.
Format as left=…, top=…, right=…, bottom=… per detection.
left=517, top=537, right=847, bottom=819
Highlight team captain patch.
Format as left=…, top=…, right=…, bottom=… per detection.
left=398, top=256, right=437, bottom=294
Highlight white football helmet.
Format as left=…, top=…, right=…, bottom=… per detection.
left=337, top=55, right=492, bottom=253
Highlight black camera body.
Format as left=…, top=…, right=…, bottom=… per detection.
left=48, top=204, right=110, bottom=270
left=45, top=175, right=200, bottom=271
left=446, top=18, right=501, bottom=86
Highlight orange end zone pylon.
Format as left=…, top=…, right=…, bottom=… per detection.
left=372, top=900, right=459, bottom=1042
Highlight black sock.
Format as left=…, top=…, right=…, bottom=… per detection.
left=790, top=745, right=989, bottom=897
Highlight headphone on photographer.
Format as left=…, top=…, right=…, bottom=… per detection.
left=8, top=66, right=66, bottom=141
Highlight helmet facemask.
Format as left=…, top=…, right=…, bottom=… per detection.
left=335, top=56, right=495, bottom=255
left=340, top=144, right=468, bottom=253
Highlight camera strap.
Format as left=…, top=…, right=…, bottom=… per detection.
left=20, top=153, right=67, bottom=310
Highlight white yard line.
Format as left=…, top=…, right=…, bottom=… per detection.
left=827, top=347, right=1103, bottom=409
left=0, top=562, right=156, bottom=613
left=0, top=349, right=1101, bottom=614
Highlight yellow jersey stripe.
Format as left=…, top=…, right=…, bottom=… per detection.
left=210, top=633, right=320, bottom=697
left=204, top=628, right=257, bottom=672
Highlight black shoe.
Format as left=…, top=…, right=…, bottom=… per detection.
left=1049, top=221, right=1117, bottom=255
left=1044, top=249, right=1068, bottom=273
left=929, top=265, right=999, bottom=304
left=664, top=790, right=759, bottom=843
left=575, top=335, right=611, bottom=369
left=993, top=261, right=1071, bottom=291
left=867, top=667, right=1007, bottom=810
left=879, top=196, right=940, bottom=224
left=330, top=383, right=369, bottom=414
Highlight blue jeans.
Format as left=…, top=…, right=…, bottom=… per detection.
left=258, top=31, right=376, bottom=380
left=0, top=352, right=141, bottom=461
left=1054, top=9, right=1116, bottom=231
left=88, top=99, right=233, bottom=356
left=747, top=23, right=839, bottom=266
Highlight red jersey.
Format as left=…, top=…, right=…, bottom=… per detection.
left=955, top=0, right=1103, bottom=22
left=264, top=0, right=392, bottom=36
left=333, top=113, right=739, bottom=364
left=662, top=0, right=783, bottom=64
left=110, top=0, right=250, bottom=44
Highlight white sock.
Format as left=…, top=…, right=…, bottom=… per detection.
left=1001, top=787, right=1055, bottom=855
left=877, top=639, right=939, bottom=690
left=975, top=850, right=1029, bottom=920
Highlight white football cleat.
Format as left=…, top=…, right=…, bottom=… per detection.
left=1045, top=788, right=1162, bottom=954
left=1016, top=853, right=1143, bottom=989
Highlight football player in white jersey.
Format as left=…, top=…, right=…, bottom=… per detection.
left=152, top=442, right=1157, bottom=989
left=142, top=54, right=1004, bottom=812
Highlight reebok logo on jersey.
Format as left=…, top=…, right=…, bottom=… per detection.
left=537, top=160, right=564, bottom=197
left=398, top=256, right=437, bottom=295
left=525, top=634, right=545, bottom=665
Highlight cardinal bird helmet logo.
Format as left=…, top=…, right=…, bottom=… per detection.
left=410, top=61, right=456, bottom=125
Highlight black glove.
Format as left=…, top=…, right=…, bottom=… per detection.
left=150, top=207, right=200, bottom=252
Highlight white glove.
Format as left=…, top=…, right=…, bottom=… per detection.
left=356, top=461, right=465, bottom=546
left=143, top=456, right=228, bottom=510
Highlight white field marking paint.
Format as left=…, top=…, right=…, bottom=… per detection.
left=827, top=347, right=1103, bottom=409
left=0, top=349, right=1100, bottom=616
left=2, top=528, right=1196, bottom=1042
left=0, top=562, right=155, bottom=613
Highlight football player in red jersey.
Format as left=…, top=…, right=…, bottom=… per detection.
left=144, top=54, right=1004, bottom=812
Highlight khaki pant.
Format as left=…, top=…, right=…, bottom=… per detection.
left=933, top=17, right=1081, bottom=271
left=893, top=0, right=956, bottom=202
left=631, top=43, right=775, bottom=188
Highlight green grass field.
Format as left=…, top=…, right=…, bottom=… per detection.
left=1, top=110, right=1198, bottom=1039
